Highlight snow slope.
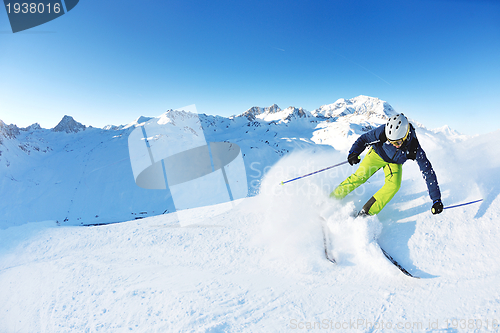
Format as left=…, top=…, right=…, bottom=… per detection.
left=1, top=124, right=500, bottom=332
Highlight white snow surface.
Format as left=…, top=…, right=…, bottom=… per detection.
left=2, top=97, right=500, bottom=332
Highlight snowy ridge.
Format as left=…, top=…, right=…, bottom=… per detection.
left=239, top=104, right=282, bottom=121
left=117, top=115, right=155, bottom=130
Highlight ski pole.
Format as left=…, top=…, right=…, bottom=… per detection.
left=280, top=160, right=349, bottom=185
left=443, top=199, right=483, bottom=210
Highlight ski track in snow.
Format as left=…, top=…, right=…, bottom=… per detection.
left=2, top=128, right=500, bottom=331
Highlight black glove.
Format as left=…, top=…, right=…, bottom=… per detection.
left=348, top=152, right=361, bottom=166
left=431, top=199, right=443, bottom=215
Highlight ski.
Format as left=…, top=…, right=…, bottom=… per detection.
left=353, top=210, right=419, bottom=278
left=320, top=217, right=336, bottom=264
left=379, top=246, right=420, bottom=279
left=320, top=213, right=417, bottom=275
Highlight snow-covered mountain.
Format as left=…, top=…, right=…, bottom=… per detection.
left=0, top=96, right=465, bottom=228
left=312, top=95, right=396, bottom=119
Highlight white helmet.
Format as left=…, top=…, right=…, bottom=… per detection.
left=385, top=113, right=409, bottom=141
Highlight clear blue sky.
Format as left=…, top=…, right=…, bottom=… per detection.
left=1, top=0, right=499, bottom=135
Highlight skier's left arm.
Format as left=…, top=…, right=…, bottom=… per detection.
left=415, top=145, right=443, bottom=214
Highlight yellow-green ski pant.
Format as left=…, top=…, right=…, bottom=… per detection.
left=330, top=148, right=402, bottom=215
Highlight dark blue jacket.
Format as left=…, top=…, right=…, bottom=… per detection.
left=349, top=124, right=441, bottom=201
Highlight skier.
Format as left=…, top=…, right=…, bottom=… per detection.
left=330, top=113, right=443, bottom=216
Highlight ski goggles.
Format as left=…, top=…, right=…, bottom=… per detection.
left=387, top=126, right=410, bottom=146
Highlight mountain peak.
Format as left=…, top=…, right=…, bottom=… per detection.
left=24, top=123, right=42, bottom=131
left=313, top=95, right=396, bottom=119
left=53, top=115, right=86, bottom=133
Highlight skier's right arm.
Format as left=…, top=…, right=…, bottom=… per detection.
left=349, top=126, right=384, bottom=156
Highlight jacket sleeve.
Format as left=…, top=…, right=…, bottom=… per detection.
left=349, top=125, right=385, bottom=155
left=415, top=145, right=441, bottom=201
